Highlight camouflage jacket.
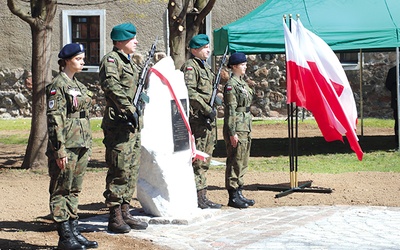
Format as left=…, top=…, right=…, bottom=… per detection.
left=181, top=57, right=215, bottom=119
left=99, top=47, right=142, bottom=130
left=223, top=75, right=253, bottom=136
left=46, top=72, right=93, bottom=159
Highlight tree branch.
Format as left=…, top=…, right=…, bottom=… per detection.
left=7, top=0, right=35, bottom=25
left=195, top=0, right=215, bottom=26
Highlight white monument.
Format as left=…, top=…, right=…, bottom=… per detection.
left=137, top=56, right=200, bottom=217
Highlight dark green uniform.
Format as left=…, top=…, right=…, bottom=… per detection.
left=223, top=75, right=253, bottom=190
left=46, top=72, right=92, bottom=222
left=100, top=47, right=142, bottom=208
left=181, top=57, right=216, bottom=191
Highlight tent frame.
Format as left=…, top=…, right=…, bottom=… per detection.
left=396, top=48, right=400, bottom=148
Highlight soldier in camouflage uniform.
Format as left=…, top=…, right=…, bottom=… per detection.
left=223, top=52, right=255, bottom=209
left=46, top=43, right=98, bottom=249
left=99, top=22, right=148, bottom=234
left=181, top=34, right=222, bottom=209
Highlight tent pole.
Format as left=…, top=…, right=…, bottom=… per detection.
left=359, top=49, right=364, bottom=136
left=396, top=47, right=399, bottom=152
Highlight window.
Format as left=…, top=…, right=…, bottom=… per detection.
left=62, top=10, right=106, bottom=72
left=338, top=52, right=363, bottom=71
left=339, top=53, right=358, bottom=64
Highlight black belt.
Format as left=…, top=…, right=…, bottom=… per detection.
left=236, top=107, right=250, bottom=112
left=67, top=111, right=88, bottom=118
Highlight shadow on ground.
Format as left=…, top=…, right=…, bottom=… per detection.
left=0, top=220, right=54, bottom=250
left=213, top=135, right=396, bottom=157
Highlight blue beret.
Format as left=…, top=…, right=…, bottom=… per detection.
left=111, top=22, right=137, bottom=41
left=189, top=34, right=209, bottom=49
left=58, top=43, right=85, bottom=59
left=228, top=52, right=247, bottom=67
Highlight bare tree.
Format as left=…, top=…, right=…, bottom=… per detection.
left=7, top=0, right=57, bottom=169
left=168, top=0, right=216, bottom=69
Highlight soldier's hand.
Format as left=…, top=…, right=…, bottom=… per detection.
left=127, top=111, right=139, bottom=132
left=205, top=110, right=216, bottom=131
left=230, top=134, right=239, bottom=148
left=207, top=109, right=216, bottom=122
left=56, top=157, right=68, bottom=170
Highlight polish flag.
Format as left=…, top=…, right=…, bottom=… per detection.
left=284, top=19, right=363, bottom=160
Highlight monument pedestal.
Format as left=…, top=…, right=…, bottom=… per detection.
left=138, top=57, right=199, bottom=217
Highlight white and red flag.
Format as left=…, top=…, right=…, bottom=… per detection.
left=284, top=19, right=363, bottom=160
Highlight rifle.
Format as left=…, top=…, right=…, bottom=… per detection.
left=205, top=45, right=229, bottom=130
left=127, top=37, right=157, bottom=131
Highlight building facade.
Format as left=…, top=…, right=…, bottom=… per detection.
left=0, top=0, right=396, bottom=120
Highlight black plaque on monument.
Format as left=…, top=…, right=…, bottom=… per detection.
left=171, top=99, right=190, bottom=152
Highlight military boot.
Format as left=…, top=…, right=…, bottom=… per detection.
left=202, top=188, right=222, bottom=209
left=57, top=220, right=86, bottom=250
left=197, top=189, right=209, bottom=209
left=237, top=185, right=255, bottom=206
left=108, top=205, right=131, bottom=233
left=227, top=189, right=249, bottom=209
left=70, top=219, right=99, bottom=248
left=121, top=203, right=148, bottom=230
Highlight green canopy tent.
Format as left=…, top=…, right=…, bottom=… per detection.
left=214, top=0, right=400, bottom=55
left=213, top=0, right=400, bottom=197
left=213, top=0, right=400, bottom=136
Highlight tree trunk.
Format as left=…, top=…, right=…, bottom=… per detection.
left=168, top=0, right=190, bottom=69
left=168, top=0, right=216, bottom=69
left=21, top=23, right=53, bottom=169
left=7, top=0, right=57, bottom=169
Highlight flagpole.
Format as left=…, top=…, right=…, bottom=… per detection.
left=258, top=14, right=332, bottom=198
left=288, top=14, right=296, bottom=189
left=359, top=49, right=364, bottom=136
left=396, top=47, right=399, bottom=152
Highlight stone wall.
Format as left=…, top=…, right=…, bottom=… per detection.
left=0, top=52, right=395, bottom=119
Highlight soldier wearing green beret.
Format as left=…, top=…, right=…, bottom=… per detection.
left=99, top=22, right=148, bottom=233
left=223, top=52, right=255, bottom=209
left=180, top=34, right=222, bottom=209
left=46, top=43, right=98, bottom=249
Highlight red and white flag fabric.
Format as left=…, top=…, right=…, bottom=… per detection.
left=284, top=19, right=363, bottom=160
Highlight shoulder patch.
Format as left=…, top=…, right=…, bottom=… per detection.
left=50, top=89, right=57, bottom=95
left=48, top=98, right=57, bottom=111
left=107, top=57, right=115, bottom=63
left=225, top=85, right=232, bottom=91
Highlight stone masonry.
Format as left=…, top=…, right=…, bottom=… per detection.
left=0, top=52, right=395, bottom=119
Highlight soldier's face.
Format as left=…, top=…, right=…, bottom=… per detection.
left=118, top=36, right=138, bottom=55
left=232, top=62, right=247, bottom=76
left=66, top=53, right=85, bottom=73
left=193, top=44, right=211, bottom=60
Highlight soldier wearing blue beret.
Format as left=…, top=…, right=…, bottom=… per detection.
left=99, top=22, right=148, bottom=233
left=223, top=52, right=255, bottom=209
left=58, top=43, right=85, bottom=59
left=180, top=34, right=222, bottom=209
left=46, top=43, right=98, bottom=249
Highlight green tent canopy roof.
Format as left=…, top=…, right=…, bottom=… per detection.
left=213, top=0, right=400, bottom=55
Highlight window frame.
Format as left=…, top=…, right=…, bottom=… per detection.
left=338, top=52, right=364, bottom=71
left=62, top=9, right=106, bottom=73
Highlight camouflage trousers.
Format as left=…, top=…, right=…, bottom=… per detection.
left=102, top=126, right=141, bottom=207
left=48, top=147, right=89, bottom=222
left=223, top=131, right=252, bottom=190
left=191, top=120, right=216, bottom=191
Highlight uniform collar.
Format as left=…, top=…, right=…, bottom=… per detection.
left=232, top=74, right=244, bottom=83
left=113, top=46, right=131, bottom=61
